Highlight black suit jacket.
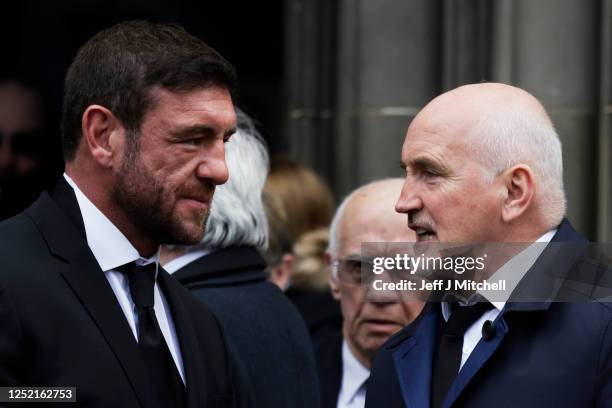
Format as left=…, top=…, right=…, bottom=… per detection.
left=0, top=180, right=237, bottom=407
left=285, top=288, right=343, bottom=351
left=314, top=331, right=343, bottom=408
left=173, top=246, right=321, bottom=408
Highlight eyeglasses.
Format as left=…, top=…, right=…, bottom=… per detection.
left=332, top=257, right=374, bottom=285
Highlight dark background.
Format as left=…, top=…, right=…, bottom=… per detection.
left=0, top=0, right=286, bottom=185
left=1, top=0, right=610, bottom=240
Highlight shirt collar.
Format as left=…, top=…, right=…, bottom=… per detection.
left=163, top=248, right=210, bottom=274
left=339, top=340, right=370, bottom=406
left=441, top=228, right=557, bottom=320
left=63, top=173, right=159, bottom=272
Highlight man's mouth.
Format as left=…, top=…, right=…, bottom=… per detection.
left=181, top=197, right=211, bottom=211
left=410, top=224, right=437, bottom=242
left=362, top=319, right=401, bottom=333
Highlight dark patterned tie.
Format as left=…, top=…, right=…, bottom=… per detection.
left=430, top=301, right=493, bottom=408
left=118, top=262, right=186, bottom=408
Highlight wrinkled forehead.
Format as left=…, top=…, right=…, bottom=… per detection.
left=337, top=200, right=414, bottom=255
left=402, top=106, right=479, bottom=161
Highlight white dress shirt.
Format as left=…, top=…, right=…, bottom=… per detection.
left=441, top=229, right=557, bottom=370
left=63, top=173, right=186, bottom=383
left=337, top=340, right=370, bottom=408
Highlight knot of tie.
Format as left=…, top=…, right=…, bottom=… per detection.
left=443, top=301, right=494, bottom=337
left=116, top=262, right=157, bottom=309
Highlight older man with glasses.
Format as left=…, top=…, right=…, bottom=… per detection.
left=318, top=178, right=424, bottom=408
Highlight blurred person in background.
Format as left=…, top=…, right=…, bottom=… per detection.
left=162, top=110, right=320, bottom=408
left=318, top=178, right=424, bottom=408
left=0, top=77, right=59, bottom=219
left=264, top=157, right=342, bottom=345
left=263, top=192, right=294, bottom=291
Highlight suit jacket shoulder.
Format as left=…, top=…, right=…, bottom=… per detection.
left=0, top=185, right=236, bottom=408
left=173, top=246, right=321, bottom=408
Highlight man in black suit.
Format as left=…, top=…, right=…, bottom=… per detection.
left=365, top=83, right=612, bottom=407
left=317, top=178, right=423, bottom=408
left=0, top=21, right=241, bottom=407
left=162, top=110, right=320, bottom=408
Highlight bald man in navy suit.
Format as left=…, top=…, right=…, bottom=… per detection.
left=366, top=83, right=612, bottom=408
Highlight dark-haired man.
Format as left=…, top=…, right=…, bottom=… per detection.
left=0, top=21, right=241, bottom=407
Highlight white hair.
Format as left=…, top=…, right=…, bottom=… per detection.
left=199, top=109, right=270, bottom=251
left=473, top=105, right=566, bottom=228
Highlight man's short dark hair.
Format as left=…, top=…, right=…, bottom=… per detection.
left=61, top=20, right=237, bottom=162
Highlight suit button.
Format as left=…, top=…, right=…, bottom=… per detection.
left=482, top=320, right=496, bottom=341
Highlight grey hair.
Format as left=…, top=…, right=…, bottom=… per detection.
left=199, top=109, right=270, bottom=251
left=473, top=105, right=566, bottom=228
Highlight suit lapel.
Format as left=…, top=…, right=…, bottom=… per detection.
left=157, top=269, right=208, bottom=408
left=393, top=304, right=439, bottom=408
left=24, top=183, right=158, bottom=408
left=441, top=218, right=587, bottom=407
left=442, top=316, right=509, bottom=408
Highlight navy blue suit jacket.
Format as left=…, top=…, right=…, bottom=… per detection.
left=365, top=220, right=612, bottom=408
left=173, top=246, right=321, bottom=408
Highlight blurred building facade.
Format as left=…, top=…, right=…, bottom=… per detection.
left=284, top=0, right=612, bottom=241
left=2, top=0, right=610, bottom=239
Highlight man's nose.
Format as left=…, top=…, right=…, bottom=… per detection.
left=196, top=140, right=229, bottom=185
left=395, top=178, right=423, bottom=214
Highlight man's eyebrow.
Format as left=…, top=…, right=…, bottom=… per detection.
left=344, top=253, right=362, bottom=261
left=406, top=156, right=447, bottom=172
left=173, top=125, right=215, bottom=137
left=173, top=125, right=236, bottom=138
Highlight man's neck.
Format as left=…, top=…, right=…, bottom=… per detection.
left=64, top=167, right=158, bottom=257
left=344, top=333, right=373, bottom=369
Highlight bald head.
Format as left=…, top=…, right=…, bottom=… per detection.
left=415, top=83, right=550, bottom=129
left=397, top=83, right=565, bottom=243
left=329, top=178, right=416, bottom=255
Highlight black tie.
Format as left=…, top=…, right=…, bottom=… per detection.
left=118, top=262, right=186, bottom=408
left=430, top=301, right=493, bottom=408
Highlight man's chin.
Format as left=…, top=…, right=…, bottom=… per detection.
left=176, top=224, right=205, bottom=245
left=160, top=215, right=206, bottom=246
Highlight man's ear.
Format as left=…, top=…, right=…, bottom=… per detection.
left=501, top=164, right=535, bottom=223
left=268, top=253, right=294, bottom=291
left=326, top=251, right=341, bottom=301
left=81, top=105, right=124, bottom=168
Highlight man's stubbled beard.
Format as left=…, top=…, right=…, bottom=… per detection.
left=112, top=132, right=209, bottom=246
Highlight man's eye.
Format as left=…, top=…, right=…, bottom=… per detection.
left=183, top=138, right=202, bottom=146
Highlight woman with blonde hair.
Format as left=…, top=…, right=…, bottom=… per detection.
left=264, top=157, right=342, bottom=345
